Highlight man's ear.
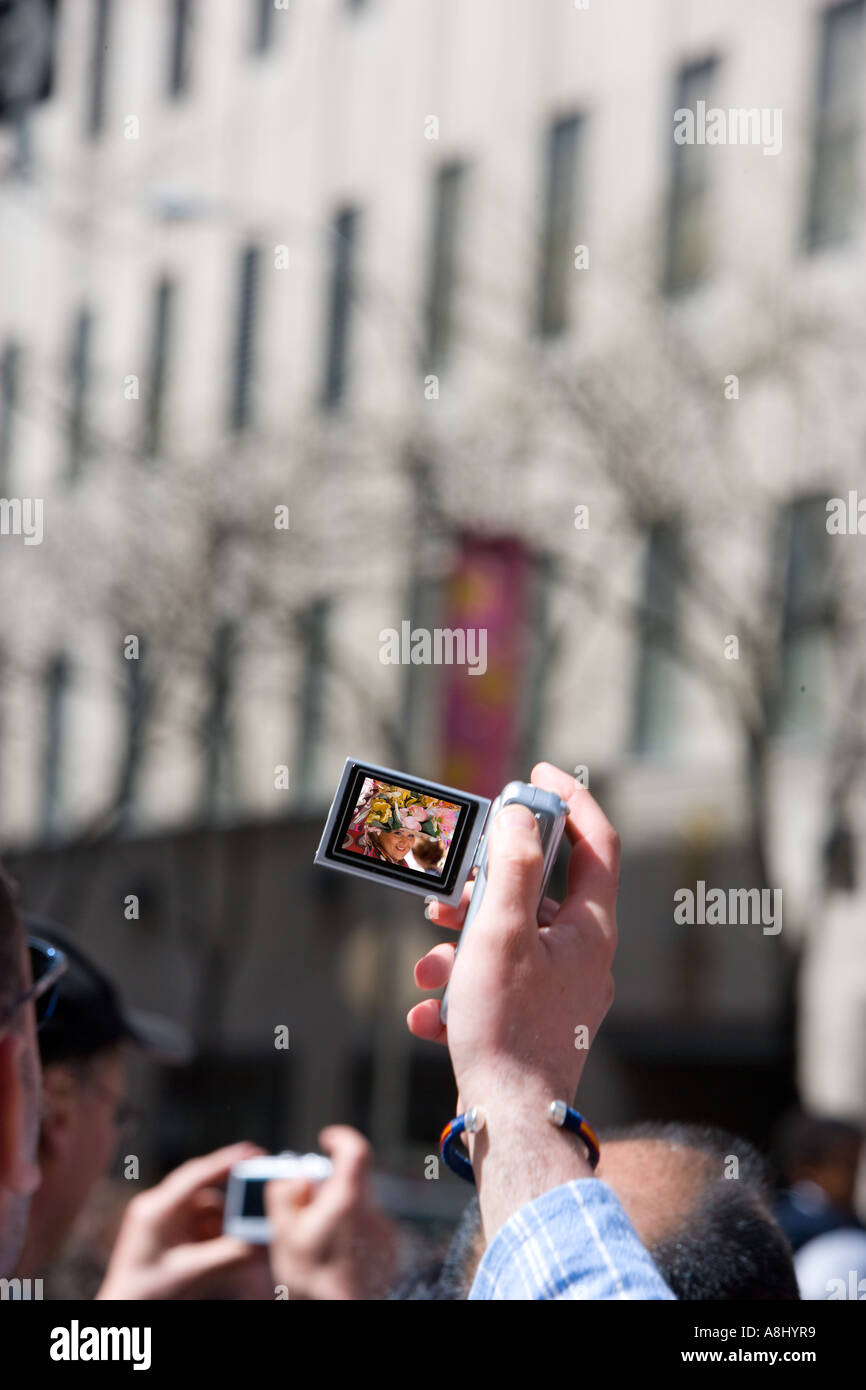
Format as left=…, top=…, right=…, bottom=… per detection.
left=0, top=1033, right=41, bottom=1197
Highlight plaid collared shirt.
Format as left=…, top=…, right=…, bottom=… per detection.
left=468, top=1179, right=677, bottom=1300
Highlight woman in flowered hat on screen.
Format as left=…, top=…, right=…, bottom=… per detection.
left=342, top=780, right=458, bottom=871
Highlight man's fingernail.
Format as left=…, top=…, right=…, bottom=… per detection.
left=496, top=803, right=537, bottom=831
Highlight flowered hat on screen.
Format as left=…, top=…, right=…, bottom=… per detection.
left=343, top=780, right=459, bottom=855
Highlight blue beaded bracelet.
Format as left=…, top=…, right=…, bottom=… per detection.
left=439, top=1100, right=600, bottom=1183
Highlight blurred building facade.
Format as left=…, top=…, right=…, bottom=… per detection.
left=1, top=0, right=865, bottom=1175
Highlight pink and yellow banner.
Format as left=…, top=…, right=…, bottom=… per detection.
left=439, top=535, right=533, bottom=799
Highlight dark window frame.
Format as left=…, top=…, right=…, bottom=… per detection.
left=41, top=654, right=70, bottom=839
left=85, top=0, right=112, bottom=138
left=168, top=0, right=193, bottom=98
left=632, top=518, right=684, bottom=756
left=229, top=246, right=261, bottom=433
left=68, top=308, right=93, bottom=484
left=536, top=113, right=583, bottom=338
left=423, top=161, right=467, bottom=371
left=663, top=57, right=718, bottom=296
left=772, top=495, right=836, bottom=737
left=322, top=207, right=359, bottom=409
left=804, top=0, right=866, bottom=251
left=144, top=277, right=175, bottom=457
left=0, top=342, right=21, bottom=493
left=201, top=621, right=238, bottom=820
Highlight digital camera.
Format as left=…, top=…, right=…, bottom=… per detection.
left=223, top=1152, right=334, bottom=1244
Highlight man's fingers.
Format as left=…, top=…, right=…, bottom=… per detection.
left=164, top=1235, right=256, bottom=1286
left=537, top=896, right=559, bottom=926
left=423, top=881, right=474, bottom=930
left=188, top=1190, right=227, bottom=1240
left=473, top=803, right=545, bottom=948
left=418, top=895, right=556, bottom=997
left=317, top=1125, right=372, bottom=1182
left=289, top=1127, right=374, bottom=1241
left=414, top=941, right=457, bottom=989
left=150, top=1142, right=264, bottom=1217
left=406, top=999, right=447, bottom=1045
left=190, top=1189, right=225, bottom=1215
left=265, top=1176, right=315, bottom=1227
left=266, top=1131, right=374, bottom=1258
left=531, top=762, right=621, bottom=891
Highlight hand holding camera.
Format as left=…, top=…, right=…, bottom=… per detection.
left=97, top=1142, right=266, bottom=1301
left=315, top=757, right=620, bottom=1245
left=263, top=1126, right=398, bottom=1301
left=410, top=761, right=618, bottom=1082
left=410, top=762, right=620, bottom=1239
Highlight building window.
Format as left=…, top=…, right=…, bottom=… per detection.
left=774, top=496, right=835, bottom=737
left=632, top=520, right=683, bottom=755
left=0, top=0, right=59, bottom=122
left=229, top=246, right=260, bottom=433
left=536, top=115, right=582, bottom=337
left=68, top=309, right=93, bottom=483
left=0, top=342, right=21, bottom=494
left=85, top=0, right=112, bottom=138
left=252, top=0, right=278, bottom=53
left=664, top=58, right=717, bottom=294
left=293, top=598, right=330, bottom=798
left=423, top=162, right=466, bottom=371
left=41, top=654, right=70, bottom=839
left=201, top=622, right=237, bottom=819
left=144, top=278, right=174, bottom=457
left=805, top=0, right=865, bottom=250
left=168, top=0, right=193, bottom=98
left=322, top=207, right=358, bottom=409
left=117, top=639, right=150, bottom=826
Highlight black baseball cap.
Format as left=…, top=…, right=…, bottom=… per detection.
left=23, top=915, right=193, bottom=1067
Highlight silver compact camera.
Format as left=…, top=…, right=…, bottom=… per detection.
left=223, top=1152, right=334, bottom=1244
left=314, top=758, right=568, bottom=1021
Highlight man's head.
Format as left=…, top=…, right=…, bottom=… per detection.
left=20, top=1043, right=130, bottom=1273
left=16, top=920, right=191, bottom=1277
left=0, top=865, right=42, bottom=1277
left=598, top=1122, right=799, bottom=1300
left=398, top=1120, right=799, bottom=1300
left=774, top=1112, right=863, bottom=1210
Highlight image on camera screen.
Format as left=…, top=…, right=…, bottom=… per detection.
left=241, top=1180, right=266, bottom=1219
left=317, top=761, right=482, bottom=899
left=341, top=777, right=463, bottom=879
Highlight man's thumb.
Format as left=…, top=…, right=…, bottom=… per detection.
left=479, top=802, right=545, bottom=940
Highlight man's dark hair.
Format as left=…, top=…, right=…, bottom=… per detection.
left=0, top=861, right=24, bottom=1025
left=600, top=1119, right=774, bottom=1190
left=391, top=1199, right=481, bottom=1301
left=394, top=1119, right=801, bottom=1300
left=650, top=1181, right=800, bottom=1299
left=773, top=1111, right=862, bottom=1184
left=602, top=1120, right=800, bottom=1300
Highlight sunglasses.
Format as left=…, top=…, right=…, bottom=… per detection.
left=0, top=936, right=68, bottom=1032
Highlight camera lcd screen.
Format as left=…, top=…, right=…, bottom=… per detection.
left=240, top=1179, right=266, bottom=1219
left=322, top=763, right=480, bottom=897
